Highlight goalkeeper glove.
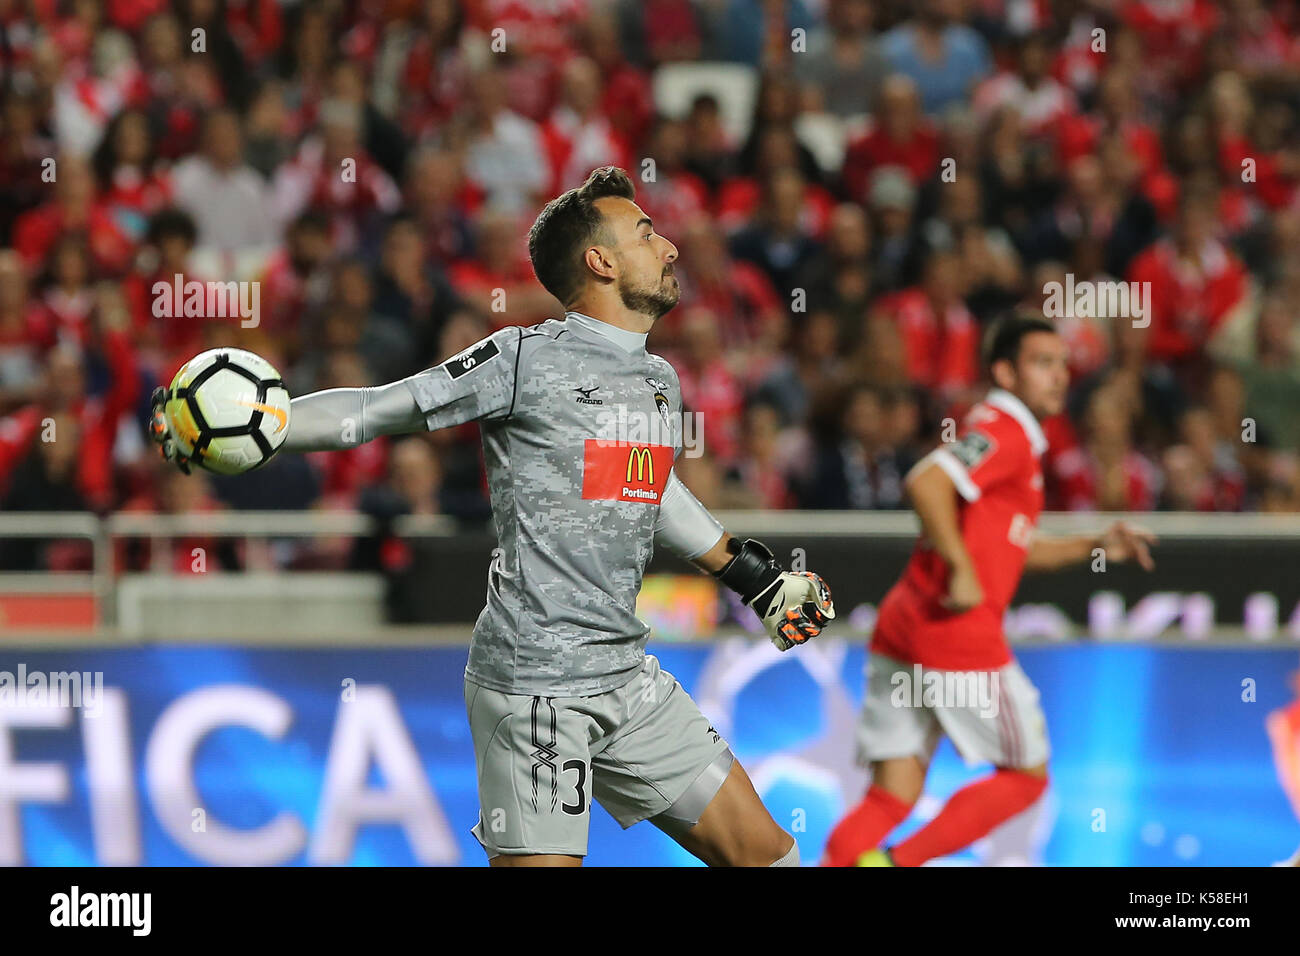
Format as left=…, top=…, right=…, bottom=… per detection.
left=148, top=385, right=191, bottom=474
left=713, top=538, right=835, bottom=651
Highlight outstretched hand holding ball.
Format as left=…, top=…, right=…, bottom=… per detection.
left=149, top=349, right=292, bottom=476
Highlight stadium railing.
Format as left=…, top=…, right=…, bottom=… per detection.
left=1, top=511, right=1298, bottom=644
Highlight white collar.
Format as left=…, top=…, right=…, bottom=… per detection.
left=985, top=388, right=1049, bottom=457
left=564, top=311, right=648, bottom=355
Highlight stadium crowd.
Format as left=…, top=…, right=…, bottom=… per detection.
left=3, top=0, right=1300, bottom=574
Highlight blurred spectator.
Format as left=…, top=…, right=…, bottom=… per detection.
left=92, top=108, right=172, bottom=245
left=1127, top=188, right=1250, bottom=378
left=383, top=0, right=469, bottom=138
left=121, top=208, right=203, bottom=368
left=350, top=435, right=450, bottom=623
left=754, top=309, right=846, bottom=428
left=879, top=0, right=992, bottom=115
left=736, top=71, right=825, bottom=186
left=116, top=461, right=240, bottom=574
left=541, top=57, right=631, bottom=197
left=271, top=97, right=402, bottom=255
left=1237, top=289, right=1300, bottom=449
left=682, top=94, right=735, bottom=193
left=724, top=400, right=799, bottom=509
left=668, top=307, right=745, bottom=467
left=794, top=0, right=886, bottom=118
left=0, top=92, right=56, bottom=244
left=972, top=32, right=1075, bottom=140
left=581, top=9, right=655, bottom=151
left=12, top=153, right=133, bottom=274
left=792, top=203, right=875, bottom=347
left=729, top=167, right=824, bottom=298
left=709, top=0, right=814, bottom=67
left=803, top=382, right=913, bottom=510
left=0, top=284, right=138, bottom=517
left=619, top=0, right=703, bottom=66
left=665, top=214, right=784, bottom=368
left=633, top=118, right=709, bottom=241
left=842, top=74, right=939, bottom=204
left=1021, top=154, right=1138, bottom=270
left=1051, top=380, right=1162, bottom=511
left=874, top=249, right=978, bottom=406
left=919, top=175, right=1021, bottom=321
left=446, top=209, right=554, bottom=330
left=1161, top=405, right=1246, bottom=511
left=866, top=165, right=920, bottom=291
left=458, top=67, right=549, bottom=215
left=172, top=108, right=277, bottom=255
left=258, top=209, right=333, bottom=349
left=403, top=147, right=475, bottom=266
left=0, top=251, right=50, bottom=414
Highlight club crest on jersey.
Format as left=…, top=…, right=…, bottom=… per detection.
left=949, top=431, right=995, bottom=469
left=444, top=339, right=500, bottom=379
left=646, top=378, right=671, bottom=425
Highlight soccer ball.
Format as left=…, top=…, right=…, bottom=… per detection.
left=163, top=348, right=292, bottom=475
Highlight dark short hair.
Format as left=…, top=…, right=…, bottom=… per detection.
left=527, top=166, right=636, bottom=306
left=984, top=315, right=1058, bottom=371
left=146, top=208, right=198, bottom=246
left=292, top=209, right=332, bottom=236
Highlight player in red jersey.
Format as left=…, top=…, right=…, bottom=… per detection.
left=824, top=316, right=1156, bottom=867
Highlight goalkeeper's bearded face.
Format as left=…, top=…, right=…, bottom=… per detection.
left=594, top=197, right=681, bottom=319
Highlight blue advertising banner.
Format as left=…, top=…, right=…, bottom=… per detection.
left=0, top=641, right=1296, bottom=866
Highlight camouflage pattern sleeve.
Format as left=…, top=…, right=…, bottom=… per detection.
left=403, top=326, right=525, bottom=430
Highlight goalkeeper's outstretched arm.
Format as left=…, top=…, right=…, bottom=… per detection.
left=654, top=470, right=836, bottom=651
left=150, top=327, right=523, bottom=470
left=281, top=380, right=427, bottom=453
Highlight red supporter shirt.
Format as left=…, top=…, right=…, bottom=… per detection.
left=885, top=288, right=979, bottom=396
left=1126, top=238, right=1247, bottom=363
left=872, top=389, right=1047, bottom=670
left=841, top=121, right=940, bottom=203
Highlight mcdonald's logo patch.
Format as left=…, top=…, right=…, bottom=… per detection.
left=582, top=440, right=672, bottom=504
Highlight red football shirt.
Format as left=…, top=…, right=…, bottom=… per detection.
left=872, top=388, right=1047, bottom=670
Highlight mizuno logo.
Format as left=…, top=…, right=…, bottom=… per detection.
left=574, top=385, right=603, bottom=405
left=237, top=400, right=287, bottom=433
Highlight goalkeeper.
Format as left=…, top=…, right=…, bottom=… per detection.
left=150, top=167, right=834, bottom=867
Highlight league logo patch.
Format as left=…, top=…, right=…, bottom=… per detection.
left=949, top=431, right=995, bottom=469
left=444, top=339, right=500, bottom=379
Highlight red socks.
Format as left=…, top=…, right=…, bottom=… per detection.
left=823, top=785, right=914, bottom=867
left=889, top=769, right=1047, bottom=867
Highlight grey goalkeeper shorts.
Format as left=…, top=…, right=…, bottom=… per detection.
left=465, top=654, right=734, bottom=858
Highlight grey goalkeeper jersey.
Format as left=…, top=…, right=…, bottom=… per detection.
left=404, top=312, right=721, bottom=696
